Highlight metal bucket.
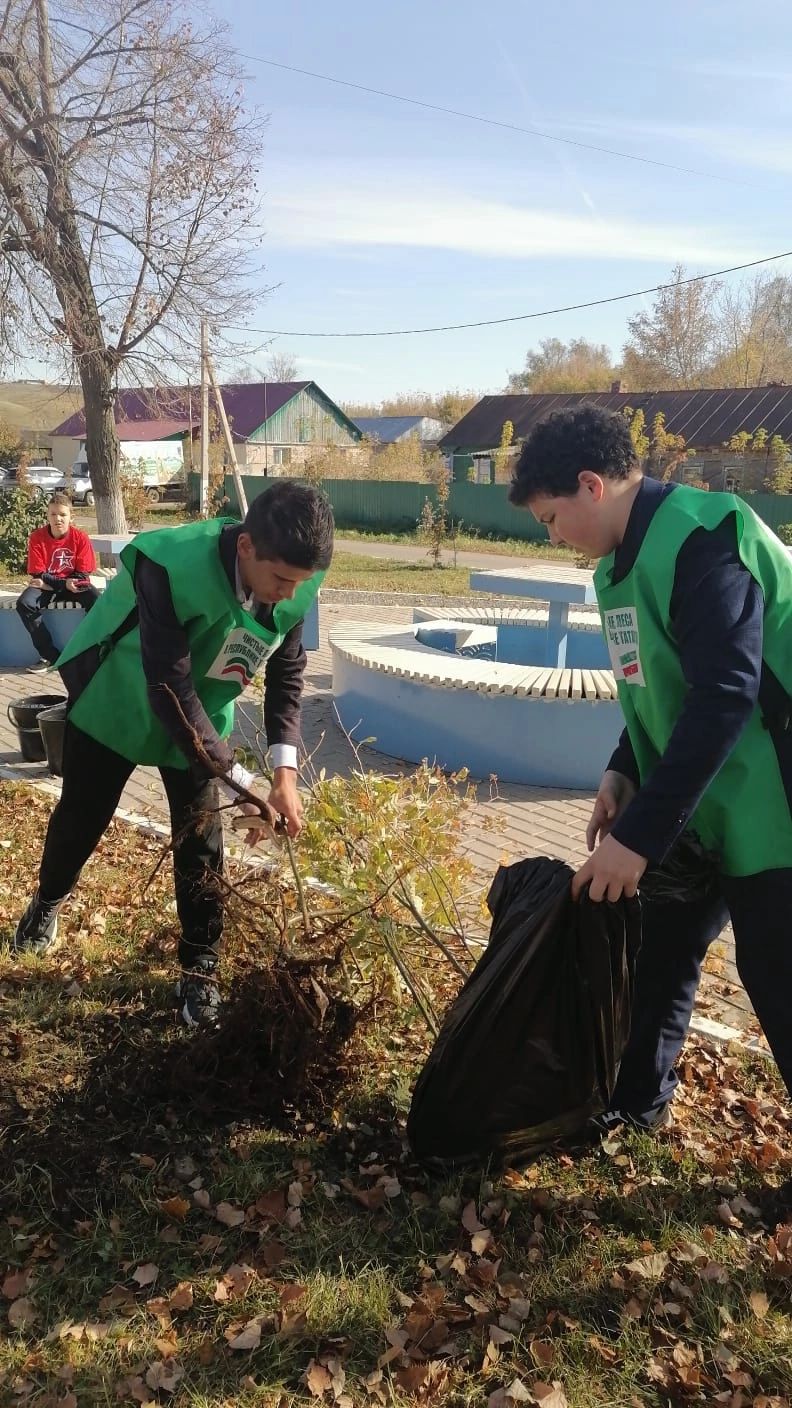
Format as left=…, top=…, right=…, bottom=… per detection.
left=38, top=701, right=68, bottom=777
left=6, top=693, right=64, bottom=763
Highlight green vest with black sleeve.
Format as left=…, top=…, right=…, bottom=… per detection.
left=55, top=517, right=324, bottom=770
left=594, top=486, right=792, bottom=876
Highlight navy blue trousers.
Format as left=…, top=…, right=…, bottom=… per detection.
left=611, top=868, right=792, bottom=1121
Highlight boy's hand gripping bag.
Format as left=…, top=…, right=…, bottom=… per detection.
left=407, top=856, right=642, bottom=1165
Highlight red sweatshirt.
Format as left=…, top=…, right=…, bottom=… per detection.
left=27, top=525, right=96, bottom=580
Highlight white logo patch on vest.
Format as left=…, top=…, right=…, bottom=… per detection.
left=603, top=606, right=645, bottom=686
left=206, top=627, right=280, bottom=689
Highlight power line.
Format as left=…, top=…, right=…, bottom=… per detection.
left=224, top=249, right=792, bottom=339
left=243, top=53, right=752, bottom=188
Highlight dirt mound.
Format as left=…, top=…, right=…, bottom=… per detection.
left=0, top=958, right=360, bottom=1206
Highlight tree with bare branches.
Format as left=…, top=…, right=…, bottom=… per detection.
left=0, top=0, right=264, bottom=531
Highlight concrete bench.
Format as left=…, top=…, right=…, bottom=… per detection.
left=413, top=603, right=602, bottom=633
left=0, top=590, right=98, bottom=668
left=412, top=604, right=609, bottom=671
left=0, top=582, right=320, bottom=666
left=330, top=622, right=622, bottom=788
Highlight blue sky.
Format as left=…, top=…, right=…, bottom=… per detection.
left=212, top=0, right=792, bottom=403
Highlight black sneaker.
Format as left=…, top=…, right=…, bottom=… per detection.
left=588, top=1104, right=673, bottom=1139
left=26, top=659, right=52, bottom=674
left=12, top=890, right=67, bottom=955
left=175, top=969, right=221, bottom=1027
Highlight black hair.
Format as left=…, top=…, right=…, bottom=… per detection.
left=509, top=404, right=638, bottom=503
left=243, top=480, right=334, bottom=570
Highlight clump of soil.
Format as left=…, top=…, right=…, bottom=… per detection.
left=0, top=956, right=360, bottom=1205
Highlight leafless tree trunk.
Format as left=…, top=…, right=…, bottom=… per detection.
left=0, top=0, right=266, bottom=532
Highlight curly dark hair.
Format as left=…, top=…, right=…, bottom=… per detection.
left=244, top=480, right=334, bottom=570
left=509, top=404, right=637, bottom=503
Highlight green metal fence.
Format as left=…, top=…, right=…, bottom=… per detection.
left=186, top=474, right=792, bottom=543
left=186, top=475, right=548, bottom=541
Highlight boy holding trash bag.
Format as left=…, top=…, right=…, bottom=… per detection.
left=509, top=405, right=792, bottom=1216
left=9, top=481, right=334, bottom=1027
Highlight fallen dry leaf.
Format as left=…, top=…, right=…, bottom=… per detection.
left=533, top=1382, right=569, bottom=1408
left=253, top=1190, right=287, bottom=1222
left=115, top=1375, right=153, bottom=1405
left=750, top=1289, right=770, bottom=1319
left=222, top=1263, right=257, bottom=1298
left=462, top=1201, right=484, bottom=1235
left=472, top=1230, right=495, bottom=1256
left=259, top=1239, right=287, bottom=1271
left=305, top=1360, right=334, bottom=1397
left=2, top=1269, right=31, bottom=1299
left=132, top=1263, right=159, bottom=1288
left=215, top=1201, right=246, bottom=1228
left=144, top=1357, right=184, bottom=1392
left=168, top=1282, right=194, bottom=1313
left=8, top=1296, right=37, bottom=1330
left=144, top=1297, right=172, bottom=1328
left=531, top=1341, right=555, bottom=1369
left=159, top=1196, right=190, bottom=1222
left=626, top=1252, right=670, bottom=1280
left=225, top=1316, right=264, bottom=1351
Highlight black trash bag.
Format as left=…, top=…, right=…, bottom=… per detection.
left=407, top=856, right=641, bottom=1167
left=640, top=832, right=721, bottom=905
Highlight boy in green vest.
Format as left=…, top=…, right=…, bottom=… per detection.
left=509, top=405, right=792, bottom=1218
left=11, top=481, right=334, bottom=1027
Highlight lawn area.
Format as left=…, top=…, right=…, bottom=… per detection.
left=326, top=551, right=474, bottom=596
left=336, top=529, right=574, bottom=561
left=1, top=782, right=792, bottom=1408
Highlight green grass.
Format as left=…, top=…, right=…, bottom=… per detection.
left=336, top=526, right=574, bottom=560
left=325, top=551, right=474, bottom=595
left=1, top=783, right=791, bottom=1408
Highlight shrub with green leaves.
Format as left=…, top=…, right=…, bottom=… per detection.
left=0, top=486, right=50, bottom=573
left=777, top=522, right=792, bottom=546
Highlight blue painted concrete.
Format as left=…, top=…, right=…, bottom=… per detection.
left=0, top=595, right=321, bottom=667
left=469, top=569, right=598, bottom=604
left=416, top=623, right=610, bottom=670
left=302, top=598, right=320, bottom=652
left=497, top=624, right=609, bottom=669
left=334, top=655, right=623, bottom=789
left=0, top=605, right=87, bottom=668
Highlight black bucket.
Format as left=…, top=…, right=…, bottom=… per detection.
left=38, top=701, right=68, bottom=777
left=6, top=693, right=64, bottom=764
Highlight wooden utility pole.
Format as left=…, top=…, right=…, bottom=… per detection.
left=199, top=319, right=209, bottom=515
left=206, top=353, right=248, bottom=517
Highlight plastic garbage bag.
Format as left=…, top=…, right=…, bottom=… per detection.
left=407, top=856, right=641, bottom=1166
left=640, top=832, right=721, bottom=905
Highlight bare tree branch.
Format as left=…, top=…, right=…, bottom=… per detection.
left=0, top=0, right=266, bottom=532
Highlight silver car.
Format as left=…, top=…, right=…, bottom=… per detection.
left=0, top=464, right=63, bottom=493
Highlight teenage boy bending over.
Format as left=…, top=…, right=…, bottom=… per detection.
left=509, top=405, right=792, bottom=1216
left=11, top=481, right=334, bottom=1027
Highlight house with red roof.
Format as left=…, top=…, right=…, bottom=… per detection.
left=49, top=381, right=363, bottom=475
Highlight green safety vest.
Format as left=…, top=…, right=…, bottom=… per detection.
left=57, top=517, right=324, bottom=769
left=594, top=486, right=792, bottom=876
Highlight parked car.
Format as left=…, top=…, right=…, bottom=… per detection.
left=0, top=464, right=63, bottom=493
left=60, top=469, right=94, bottom=506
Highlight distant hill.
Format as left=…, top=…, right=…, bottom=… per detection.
left=0, top=380, right=82, bottom=437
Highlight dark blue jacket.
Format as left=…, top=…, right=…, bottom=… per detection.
left=607, top=477, right=791, bottom=862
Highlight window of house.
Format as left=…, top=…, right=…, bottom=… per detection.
left=273, top=447, right=292, bottom=466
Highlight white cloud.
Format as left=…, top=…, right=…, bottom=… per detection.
left=263, top=179, right=758, bottom=265
left=683, top=58, right=792, bottom=83
left=554, top=116, right=792, bottom=177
